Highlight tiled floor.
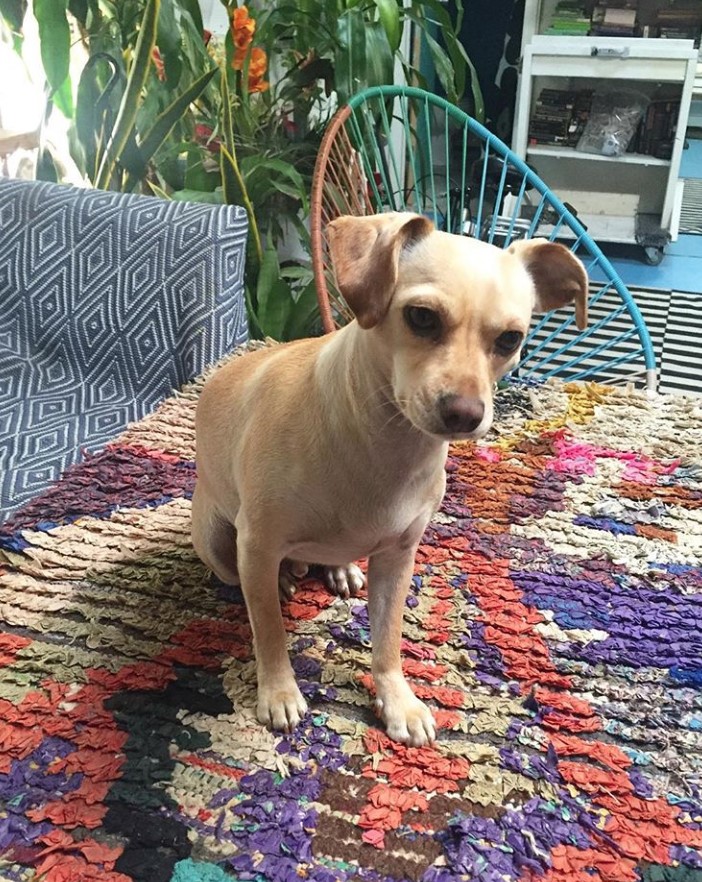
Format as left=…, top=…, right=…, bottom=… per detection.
left=580, top=135, right=702, bottom=394
left=596, top=136, right=702, bottom=294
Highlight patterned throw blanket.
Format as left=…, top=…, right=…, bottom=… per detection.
left=0, top=177, right=248, bottom=520
left=1, top=350, right=701, bottom=882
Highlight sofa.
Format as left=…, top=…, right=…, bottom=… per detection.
left=0, top=178, right=249, bottom=520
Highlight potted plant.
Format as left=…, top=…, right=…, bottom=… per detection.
left=0, top=0, right=482, bottom=340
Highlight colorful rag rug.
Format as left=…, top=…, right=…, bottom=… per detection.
left=1, top=347, right=702, bottom=882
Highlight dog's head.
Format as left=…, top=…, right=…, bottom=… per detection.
left=327, top=211, right=588, bottom=441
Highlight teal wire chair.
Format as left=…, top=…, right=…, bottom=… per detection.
left=310, top=85, right=657, bottom=391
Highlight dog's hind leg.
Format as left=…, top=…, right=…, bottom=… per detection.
left=191, top=487, right=311, bottom=600
left=322, top=564, right=366, bottom=598
left=191, top=484, right=240, bottom=586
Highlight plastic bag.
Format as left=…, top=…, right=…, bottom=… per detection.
left=576, top=88, right=649, bottom=157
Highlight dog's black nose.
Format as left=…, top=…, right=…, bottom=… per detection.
left=439, top=395, right=485, bottom=435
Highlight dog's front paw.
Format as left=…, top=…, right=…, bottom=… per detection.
left=374, top=680, right=436, bottom=747
left=323, top=564, right=366, bottom=599
left=257, top=679, right=308, bottom=733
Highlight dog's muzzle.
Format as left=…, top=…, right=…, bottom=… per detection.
left=437, top=394, right=485, bottom=436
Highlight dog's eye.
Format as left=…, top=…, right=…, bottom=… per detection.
left=495, top=330, right=524, bottom=355
left=405, top=306, right=441, bottom=337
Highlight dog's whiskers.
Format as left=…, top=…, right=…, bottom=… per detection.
left=377, top=410, right=406, bottom=433
left=376, top=397, right=418, bottom=434
left=359, top=382, right=396, bottom=411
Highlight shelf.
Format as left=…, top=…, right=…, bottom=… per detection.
left=526, top=145, right=671, bottom=166
left=521, top=0, right=702, bottom=56
left=547, top=213, right=638, bottom=244
left=513, top=17, right=698, bottom=245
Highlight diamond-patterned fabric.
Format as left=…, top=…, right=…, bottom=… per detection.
left=0, top=178, right=248, bottom=520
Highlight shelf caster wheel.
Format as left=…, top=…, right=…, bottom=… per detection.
left=643, top=246, right=664, bottom=266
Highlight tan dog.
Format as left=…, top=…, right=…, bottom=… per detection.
left=191, top=212, right=588, bottom=746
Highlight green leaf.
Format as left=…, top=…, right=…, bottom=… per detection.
left=453, top=0, right=464, bottom=33
left=156, top=0, right=182, bottom=86
left=335, top=8, right=366, bottom=106
left=411, top=0, right=457, bottom=37
left=417, top=0, right=481, bottom=114
left=463, top=52, right=485, bottom=121
left=439, top=34, right=467, bottom=102
left=219, top=144, right=244, bottom=205
left=176, top=0, right=214, bottom=96
left=256, top=246, right=292, bottom=341
left=419, top=1, right=484, bottom=118
left=95, top=0, right=160, bottom=189
left=373, top=0, right=400, bottom=53
left=283, top=278, right=320, bottom=340
left=220, top=62, right=235, bottom=157
left=33, top=0, right=70, bottom=95
left=171, top=188, right=224, bottom=204
left=239, top=156, right=308, bottom=211
left=0, top=0, right=26, bottom=32
left=155, top=152, right=187, bottom=191
left=52, top=75, right=74, bottom=118
left=36, top=145, right=59, bottom=182
left=123, top=67, right=217, bottom=191
left=279, top=265, right=314, bottom=281
left=75, top=53, right=121, bottom=182
left=421, top=28, right=458, bottom=104
left=220, top=137, right=264, bottom=265
left=364, top=21, right=395, bottom=89
left=133, top=70, right=165, bottom=136
left=223, top=27, right=235, bottom=84
left=116, top=129, right=144, bottom=179
left=185, top=161, right=219, bottom=193
left=281, top=0, right=315, bottom=50
left=244, top=283, right=265, bottom=340
left=68, top=0, right=87, bottom=25
left=74, top=69, right=101, bottom=181
left=408, top=0, right=468, bottom=101
left=179, top=0, right=203, bottom=36
left=286, top=212, right=312, bottom=252
left=146, top=180, right=171, bottom=199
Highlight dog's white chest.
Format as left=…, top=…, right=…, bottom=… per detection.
left=285, top=473, right=443, bottom=565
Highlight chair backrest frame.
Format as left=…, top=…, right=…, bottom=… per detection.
left=310, top=85, right=657, bottom=392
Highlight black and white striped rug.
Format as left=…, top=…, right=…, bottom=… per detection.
left=523, top=288, right=701, bottom=395
left=680, top=179, right=702, bottom=235
left=657, top=290, right=702, bottom=395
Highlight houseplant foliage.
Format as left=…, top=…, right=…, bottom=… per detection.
left=0, top=0, right=480, bottom=340
left=253, top=0, right=483, bottom=123
left=0, top=0, right=217, bottom=190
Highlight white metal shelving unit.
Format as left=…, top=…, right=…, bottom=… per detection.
left=513, top=3, right=698, bottom=263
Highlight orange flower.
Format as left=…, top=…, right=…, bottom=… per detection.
left=232, top=46, right=247, bottom=71
left=232, top=45, right=269, bottom=93
left=230, top=5, right=255, bottom=51
left=247, top=46, right=269, bottom=93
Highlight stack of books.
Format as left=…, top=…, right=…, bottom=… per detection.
left=590, top=5, right=638, bottom=37
left=629, top=99, right=681, bottom=159
left=545, top=0, right=591, bottom=35
left=655, top=6, right=702, bottom=43
left=528, top=87, right=681, bottom=160
left=541, top=0, right=701, bottom=43
left=528, top=89, right=593, bottom=147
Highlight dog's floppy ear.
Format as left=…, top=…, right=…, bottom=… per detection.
left=327, top=212, right=434, bottom=329
left=508, top=238, right=589, bottom=331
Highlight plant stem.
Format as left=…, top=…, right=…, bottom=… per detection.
left=221, top=143, right=263, bottom=266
